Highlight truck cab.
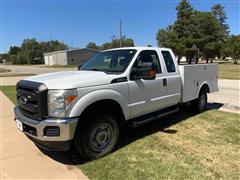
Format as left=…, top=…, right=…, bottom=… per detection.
left=14, top=47, right=218, bottom=160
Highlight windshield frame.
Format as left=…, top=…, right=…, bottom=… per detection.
left=80, top=49, right=137, bottom=74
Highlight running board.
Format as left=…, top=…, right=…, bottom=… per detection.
left=133, top=106, right=180, bottom=127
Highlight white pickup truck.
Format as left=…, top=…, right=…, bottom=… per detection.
left=14, top=47, right=218, bottom=160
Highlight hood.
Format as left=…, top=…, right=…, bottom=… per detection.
left=25, top=70, right=118, bottom=89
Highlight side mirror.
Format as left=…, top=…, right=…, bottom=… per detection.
left=131, top=62, right=156, bottom=80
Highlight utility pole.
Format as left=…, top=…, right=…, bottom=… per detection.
left=119, top=20, right=122, bottom=47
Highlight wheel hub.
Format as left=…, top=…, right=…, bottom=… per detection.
left=90, top=123, right=113, bottom=151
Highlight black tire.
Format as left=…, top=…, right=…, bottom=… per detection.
left=74, top=115, right=119, bottom=160
left=192, top=89, right=207, bottom=113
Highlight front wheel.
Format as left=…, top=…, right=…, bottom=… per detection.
left=74, top=115, right=119, bottom=160
left=193, top=90, right=207, bottom=113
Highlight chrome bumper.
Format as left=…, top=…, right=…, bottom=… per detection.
left=14, top=107, right=78, bottom=142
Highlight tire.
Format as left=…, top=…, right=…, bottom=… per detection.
left=192, top=89, right=207, bottom=113
left=74, top=115, right=119, bottom=160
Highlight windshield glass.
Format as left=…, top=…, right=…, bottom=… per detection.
left=80, top=49, right=137, bottom=73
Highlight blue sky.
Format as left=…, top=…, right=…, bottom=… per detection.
left=1, top=0, right=239, bottom=53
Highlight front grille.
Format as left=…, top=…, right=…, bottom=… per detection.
left=16, top=80, right=48, bottom=120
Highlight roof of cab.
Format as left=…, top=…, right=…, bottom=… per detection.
left=102, top=46, right=172, bottom=52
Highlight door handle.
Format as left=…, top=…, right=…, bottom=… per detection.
left=163, top=78, right=167, bottom=87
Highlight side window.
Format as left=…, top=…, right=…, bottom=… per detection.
left=161, top=51, right=176, bottom=73
left=133, top=50, right=162, bottom=73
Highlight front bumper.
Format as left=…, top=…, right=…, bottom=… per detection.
left=14, top=107, right=78, bottom=151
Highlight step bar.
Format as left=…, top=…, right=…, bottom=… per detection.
left=133, top=106, right=180, bottom=127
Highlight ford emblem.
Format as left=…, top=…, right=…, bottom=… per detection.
left=19, top=96, right=28, bottom=105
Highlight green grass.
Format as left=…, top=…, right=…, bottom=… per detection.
left=218, top=63, right=240, bottom=80
left=0, top=85, right=17, bottom=104
left=77, top=110, right=240, bottom=179
left=1, top=86, right=240, bottom=179
left=0, top=73, right=36, bottom=77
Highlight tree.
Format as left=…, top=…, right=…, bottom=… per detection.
left=222, top=35, right=240, bottom=64
left=157, top=0, right=196, bottom=63
left=156, top=0, right=228, bottom=63
left=211, top=4, right=230, bottom=58
left=6, top=39, right=69, bottom=64
left=86, top=42, right=99, bottom=50
left=0, top=53, right=9, bottom=63
left=211, top=4, right=229, bottom=37
left=192, top=11, right=222, bottom=63
left=86, top=36, right=135, bottom=50
left=174, top=0, right=194, bottom=38
left=156, top=26, right=185, bottom=64
left=9, top=46, right=21, bottom=55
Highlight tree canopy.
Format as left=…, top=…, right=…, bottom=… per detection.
left=156, top=0, right=232, bottom=63
left=86, top=36, right=134, bottom=50
left=6, top=39, right=68, bottom=64
left=222, top=35, right=240, bottom=64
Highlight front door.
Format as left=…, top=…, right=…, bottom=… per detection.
left=128, top=50, right=169, bottom=119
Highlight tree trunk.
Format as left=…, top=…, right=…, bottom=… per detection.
left=233, top=59, right=238, bottom=64
left=195, top=57, right=199, bottom=64
left=206, top=57, right=209, bottom=63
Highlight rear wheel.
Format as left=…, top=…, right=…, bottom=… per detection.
left=193, top=89, right=207, bottom=112
left=74, top=115, right=119, bottom=160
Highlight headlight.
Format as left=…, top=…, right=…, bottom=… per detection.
left=48, top=89, right=77, bottom=118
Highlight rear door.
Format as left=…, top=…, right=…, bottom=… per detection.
left=159, top=50, right=182, bottom=106
left=128, top=50, right=169, bottom=118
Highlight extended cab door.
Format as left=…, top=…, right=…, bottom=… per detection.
left=128, top=50, right=169, bottom=119
left=159, top=50, right=182, bottom=106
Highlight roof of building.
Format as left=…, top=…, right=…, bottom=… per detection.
left=43, top=48, right=99, bottom=55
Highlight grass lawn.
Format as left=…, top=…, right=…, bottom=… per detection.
left=218, top=63, right=240, bottom=80
left=0, top=85, right=17, bottom=104
left=77, top=110, right=240, bottom=179
left=1, top=86, right=240, bottom=179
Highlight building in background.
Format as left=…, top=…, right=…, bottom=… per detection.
left=44, top=48, right=99, bottom=66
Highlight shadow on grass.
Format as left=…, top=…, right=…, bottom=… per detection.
left=39, top=102, right=223, bottom=165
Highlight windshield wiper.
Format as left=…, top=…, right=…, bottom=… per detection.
left=83, top=68, right=103, bottom=71
left=82, top=68, right=122, bottom=74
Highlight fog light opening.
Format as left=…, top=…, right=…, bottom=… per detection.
left=43, top=126, right=60, bottom=137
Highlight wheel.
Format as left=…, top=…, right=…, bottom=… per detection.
left=74, top=115, right=119, bottom=160
left=193, top=89, right=207, bottom=112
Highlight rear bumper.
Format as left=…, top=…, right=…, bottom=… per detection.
left=14, top=106, right=78, bottom=151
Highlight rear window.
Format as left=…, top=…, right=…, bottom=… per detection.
left=161, top=51, right=176, bottom=73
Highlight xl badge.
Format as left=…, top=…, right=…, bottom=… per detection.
left=19, top=96, right=27, bottom=105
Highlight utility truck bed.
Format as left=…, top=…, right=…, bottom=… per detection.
left=179, top=64, right=218, bottom=103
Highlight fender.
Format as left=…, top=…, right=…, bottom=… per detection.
left=67, top=89, right=130, bottom=120
left=197, top=81, right=210, bottom=97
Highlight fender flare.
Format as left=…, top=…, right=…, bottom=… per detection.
left=197, top=81, right=210, bottom=97
left=67, top=89, right=130, bottom=120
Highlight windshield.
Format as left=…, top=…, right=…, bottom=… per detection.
left=80, top=49, right=137, bottom=73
